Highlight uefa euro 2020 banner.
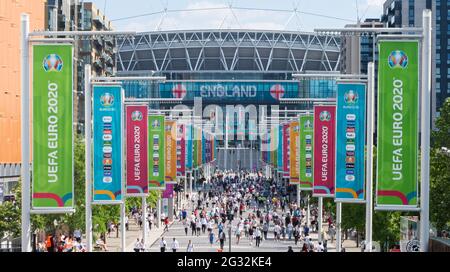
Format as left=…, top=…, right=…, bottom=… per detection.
left=165, top=120, right=177, bottom=184
left=176, top=123, right=186, bottom=177
left=126, top=105, right=148, bottom=196
left=283, top=124, right=290, bottom=178
left=299, top=115, right=314, bottom=190
left=186, top=124, right=193, bottom=170
left=277, top=124, right=283, bottom=172
left=335, top=83, right=366, bottom=203
left=148, top=115, right=165, bottom=190
left=93, top=85, right=123, bottom=203
left=32, top=44, right=74, bottom=210
left=289, top=121, right=300, bottom=185
left=313, top=105, right=336, bottom=197
left=376, top=40, right=419, bottom=210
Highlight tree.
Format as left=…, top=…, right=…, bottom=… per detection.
left=0, top=199, right=20, bottom=239
left=430, top=98, right=450, bottom=234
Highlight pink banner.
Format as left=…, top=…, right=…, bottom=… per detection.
left=177, top=123, right=186, bottom=177
left=126, top=105, right=148, bottom=196
left=283, top=124, right=290, bottom=178
left=162, top=183, right=174, bottom=199
left=313, top=105, right=336, bottom=197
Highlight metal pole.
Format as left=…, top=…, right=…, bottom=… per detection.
left=157, top=197, right=161, bottom=229
left=250, top=140, right=253, bottom=171
left=120, top=203, right=126, bottom=252
left=420, top=9, right=432, bottom=252
left=142, top=197, right=148, bottom=251
left=228, top=225, right=232, bottom=252
left=306, top=194, right=310, bottom=227
left=84, top=64, right=93, bottom=252
left=20, top=13, right=31, bottom=253
left=336, top=202, right=342, bottom=252
left=365, top=62, right=375, bottom=252
left=318, top=197, right=323, bottom=242
left=297, top=185, right=301, bottom=208
left=189, top=172, right=193, bottom=196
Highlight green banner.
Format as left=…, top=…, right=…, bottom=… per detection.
left=32, top=44, right=73, bottom=209
left=299, top=115, right=313, bottom=190
left=376, top=40, right=419, bottom=208
left=193, top=130, right=198, bottom=168
left=148, top=115, right=165, bottom=190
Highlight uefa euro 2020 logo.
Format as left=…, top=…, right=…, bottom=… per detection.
left=43, top=54, right=63, bottom=72
left=388, top=50, right=408, bottom=69
left=344, top=90, right=358, bottom=104
left=100, top=93, right=114, bottom=107
left=319, top=111, right=331, bottom=122
left=131, top=111, right=143, bottom=121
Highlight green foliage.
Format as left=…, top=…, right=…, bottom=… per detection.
left=432, top=98, right=450, bottom=149
left=0, top=199, right=20, bottom=239
left=430, top=98, right=450, bottom=233
left=373, top=211, right=401, bottom=251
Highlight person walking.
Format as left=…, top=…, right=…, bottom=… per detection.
left=140, top=238, right=145, bottom=252
left=201, top=217, right=207, bottom=234
left=187, top=240, right=194, bottom=252
left=255, top=227, right=262, bottom=247
left=160, top=237, right=167, bottom=252
left=294, top=226, right=300, bottom=245
left=219, top=230, right=226, bottom=250
left=133, top=238, right=141, bottom=252
left=164, top=216, right=170, bottom=232
left=262, top=222, right=269, bottom=240
left=235, top=226, right=242, bottom=245
left=195, top=218, right=202, bottom=237
left=171, top=238, right=180, bottom=252
left=191, top=218, right=196, bottom=236
left=274, top=224, right=281, bottom=242
left=209, top=231, right=215, bottom=246
left=183, top=219, right=189, bottom=236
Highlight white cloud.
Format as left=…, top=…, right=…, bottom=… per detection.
left=366, top=0, right=385, bottom=7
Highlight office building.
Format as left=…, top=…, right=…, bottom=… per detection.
left=0, top=0, right=46, bottom=200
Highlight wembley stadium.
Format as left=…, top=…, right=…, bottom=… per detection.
left=115, top=29, right=342, bottom=171
left=117, top=29, right=341, bottom=77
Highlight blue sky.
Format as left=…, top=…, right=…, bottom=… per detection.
left=89, top=0, right=385, bottom=32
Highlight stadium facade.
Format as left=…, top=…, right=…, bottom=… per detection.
left=117, top=29, right=342, bottom=171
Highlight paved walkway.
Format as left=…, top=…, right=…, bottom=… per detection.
left=144, top=193, right=361, bottom=252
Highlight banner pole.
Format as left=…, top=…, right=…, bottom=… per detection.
left=420, top=9, right=432, bottom=252
left=121, top=202, right=126, bottom=252
left=336, top=202, right=342, bottom=252
left=318, top=196, right=323, bottom=243
left=306, top=194, right=310, bottom=227
left=365, top=62, right=375, bottom=252
left=84, top=64, right=93, bottom=252
left=142, top=196, right=148, bottom=250
left=20, top=13, right=31, bottom=252
left=157, top=197, right=161, bottom=229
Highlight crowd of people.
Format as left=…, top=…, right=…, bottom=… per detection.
left=36, top=169, right=340, bottom=252
left=157, top=170, right=337, bottom=252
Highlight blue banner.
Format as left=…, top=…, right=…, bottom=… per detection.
left=93, top=85, right=123, bottom=203
left=186, top=124, right=193, bottom=169
left=159, top=81, right=299, bottom=104
left=335, top=83, right=366, bottom=202
left=202, top=133, right=206, bottom=166
left=277, top=125, right=283, bottom=171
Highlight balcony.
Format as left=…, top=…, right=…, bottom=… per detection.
left=93, top=58, right=103, bottom=70
left=93, top=36, right=103, bottom=48
left=105, top=37, right=114, bottom=46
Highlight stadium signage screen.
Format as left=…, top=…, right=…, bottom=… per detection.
left=159, top=81, right=299, bottom=103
